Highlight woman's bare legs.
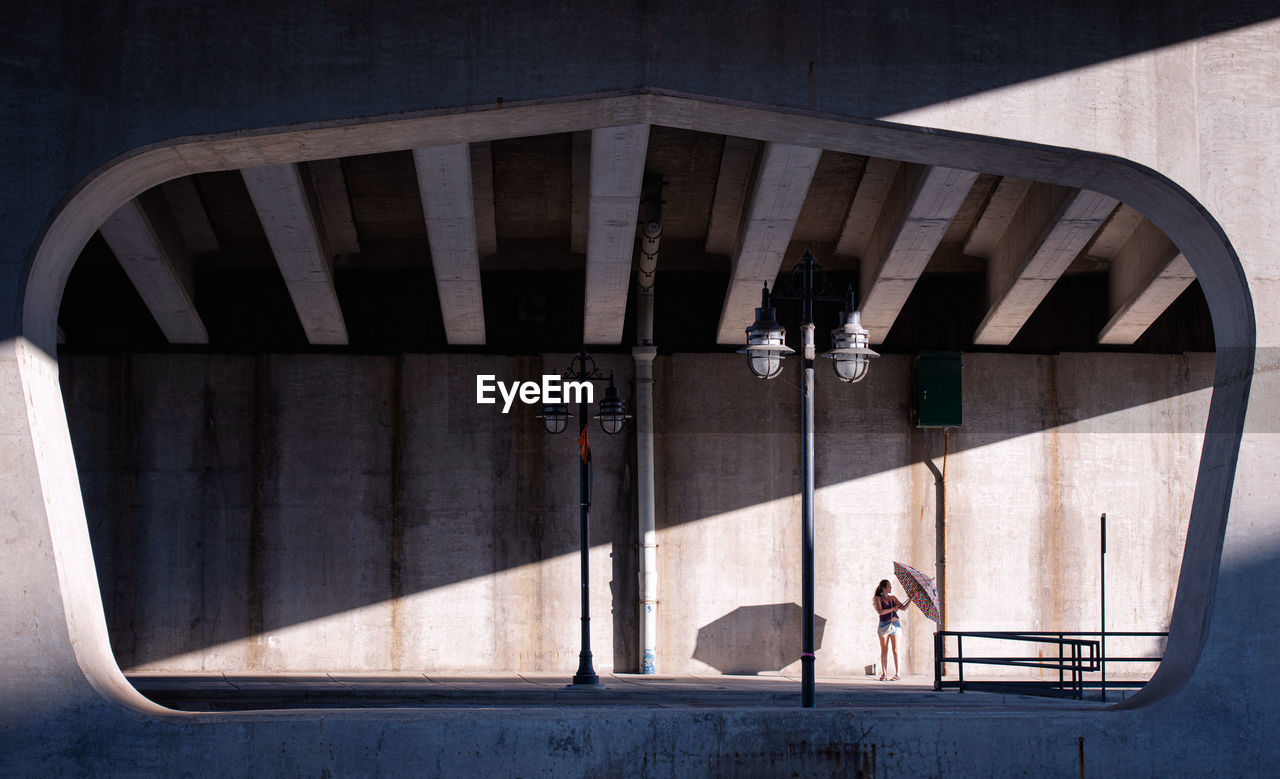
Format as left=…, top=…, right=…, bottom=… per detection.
left=878, top=633, right=889, bottom=680
left=888, top=634, right=900, bottom=680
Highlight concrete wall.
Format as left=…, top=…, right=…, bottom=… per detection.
left=61, top=351, right=1210, bottom=678
left=3, top=2, right=1278, bottom=774
left=62, top=353, right=637, bottom=674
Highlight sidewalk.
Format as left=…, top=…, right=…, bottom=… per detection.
left=127, top=671, right=1111, bottom=711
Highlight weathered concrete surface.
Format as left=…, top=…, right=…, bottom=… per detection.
left=61, top=353, right=636, bottom=674
left=1, top=1, right=1277, bottom=774
left=63, top=351, right=1206, bottom=682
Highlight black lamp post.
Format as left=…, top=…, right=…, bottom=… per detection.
left=739, top=250, right=877, bottom=707
left=538, top=349, right=630, bottom=687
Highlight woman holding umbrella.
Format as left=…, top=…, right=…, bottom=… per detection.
left=873, top=579, right=910, bottom=681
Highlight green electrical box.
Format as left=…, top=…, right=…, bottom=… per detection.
left=915, top=352, right=963, bottom=428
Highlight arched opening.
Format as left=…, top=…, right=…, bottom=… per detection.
left=21, top=92, right=1252, bottom=713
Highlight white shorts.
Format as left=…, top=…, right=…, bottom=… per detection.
left=878, top=619, right=902, bottom=637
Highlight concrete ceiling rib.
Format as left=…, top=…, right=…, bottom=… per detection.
left=241, top=163, right=349, bottom=345
left=583, top=124, right=650, bottom=345
left=962, top=176, right=1033, bottom=259
left=858, top=164, right=980, bottom=343
left=158, top=177, right=220, bottom=256
left=305, top=159, right=361, bottom=257
left=98, top=194, right=209, bottom=344
left=973, top=185, right=1117, bottom=346
left=835, top=157, right=902, bottom=261
left=705, top=136, right=762, bottom=258
left=570, top=131, right=591, bottom=256
left=1098, top=217, right=1195, bottom=344
left=715, top=142, right=823, bottom=345
left=413, top=143, right=487, bottom=346
left=470, top=142, right=499, bottom=260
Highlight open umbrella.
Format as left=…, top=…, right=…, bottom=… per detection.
left=893, top=561, right=941, bottom=624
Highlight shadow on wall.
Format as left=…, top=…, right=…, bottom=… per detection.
left=693, top=603, right=827, bottom=675
left=57, top=352, right=1211, bottom=672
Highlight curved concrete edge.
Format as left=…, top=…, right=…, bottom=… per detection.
left=3, top=87, right=1265, bottom=772
left=3, top=337, right=174, bottom=719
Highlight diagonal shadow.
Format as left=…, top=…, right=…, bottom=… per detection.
left=44, top=1, right=1267, bottom=673
left=59, top=344, right=1214, bottom=671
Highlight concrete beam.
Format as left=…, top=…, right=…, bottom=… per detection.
left=158, top=177, right=220, bottom=255
left=583, top=124, right=650, bottom=345
left=1098, top=217, right=1195, bottom=344
left=715, top=142, right=823, bottom=345
left=973, top=185, right=1117, bottom=345
left=241, top=163, right=348, bottom=345
left=1085, top=203, right=1144, bottom=260
left=834, top=157, right=901, bottom=260
left=98, top=193, right=209, bottom=343
left=470, top=142, right=499, bottom=259
left=962, top=176, right=1032, bottom=258
left=413, top=143, right=486, bottom=345
left=306, top=159, right=361, bottom=256
left=705, top=137, right=761, bottom=257
left=858, top=165, right=979, bottom=342
left=570, top=131, right=590, bottom=255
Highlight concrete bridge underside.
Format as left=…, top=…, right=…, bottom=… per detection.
left=2, top=2, right=1278, bottom=774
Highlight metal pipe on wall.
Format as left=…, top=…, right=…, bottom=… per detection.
left=634, top=209, right=660, bottom=673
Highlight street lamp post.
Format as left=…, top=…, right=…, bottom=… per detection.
left=739, top=250, right=877, bottom=708
left=538, top=349, right=630, bottom=688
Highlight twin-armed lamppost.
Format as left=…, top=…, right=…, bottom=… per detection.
left=739, top=250, right=878, bottom=708
left=538, top=350, right=630, bottom=687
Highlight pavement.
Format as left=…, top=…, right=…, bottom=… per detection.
left=126, top=672, right=1133, bottom=712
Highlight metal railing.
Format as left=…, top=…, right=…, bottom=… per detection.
left=933, top=630, right=1167, bottom=701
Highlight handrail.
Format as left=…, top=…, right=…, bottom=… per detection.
left=933, top=630, right=1167, bottom=700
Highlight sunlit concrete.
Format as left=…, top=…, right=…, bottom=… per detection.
left=2, top=5, right=1277, bottom=775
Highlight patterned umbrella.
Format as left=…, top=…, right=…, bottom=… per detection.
left=893, top=561, right=941, bottom=624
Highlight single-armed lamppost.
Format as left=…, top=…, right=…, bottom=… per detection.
left=538, top=349, right=630, bottom=687
left=739, top=250, right=878, bottom=708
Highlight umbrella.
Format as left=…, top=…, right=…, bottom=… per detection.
left=893, top=561, right=941, bottom=624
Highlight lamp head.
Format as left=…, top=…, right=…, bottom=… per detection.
left=738, top=284, right=794, bottom=379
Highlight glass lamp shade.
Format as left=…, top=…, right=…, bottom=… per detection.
left=738, top=288, right=794, bottom=380
left=538, top=402, right=570, bottom=434
left=823, top=309, right=878, bottom=383
left=593, top=383, right=630, bottom=435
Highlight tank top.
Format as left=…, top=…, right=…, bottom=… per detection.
left=877, top=595, right=898, bottom=624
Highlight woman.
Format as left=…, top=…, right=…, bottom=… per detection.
left=873, top=579, right=910, bottom=681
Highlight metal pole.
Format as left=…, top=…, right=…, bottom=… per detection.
left=571, top=354, right=599, bottom=687
left=1100, top=513, right=1106, bottom=702
left=799, top=255, right=816, bottom=708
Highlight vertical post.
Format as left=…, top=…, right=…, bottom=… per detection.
left=801, top=321, right=816, bottom=708
left=1100, top=513, right=1107, bottom=702
left=571, top=367, right=599, bottom=687
left=799, top=254, right=816, bottom=709
left=933, top=631, right=942, bottom=691
left=634, top=346, right=658, bottom=674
